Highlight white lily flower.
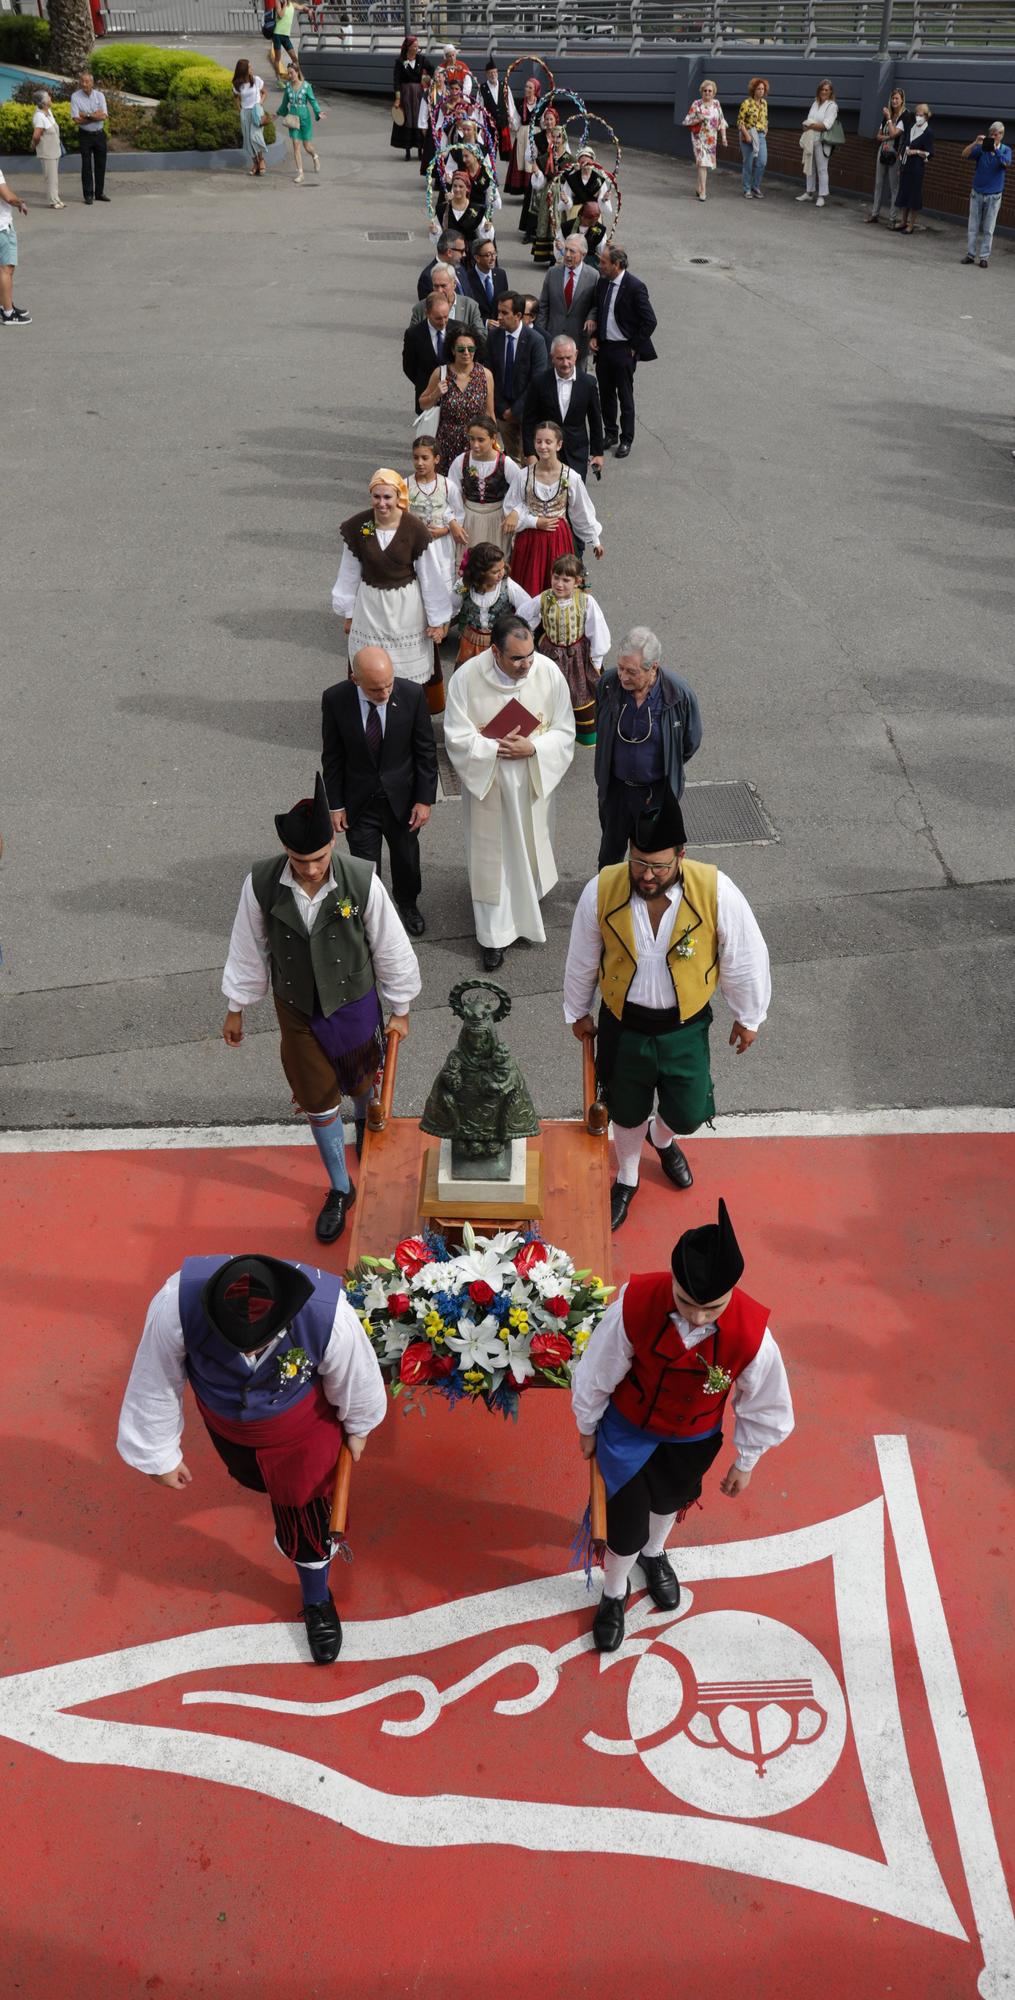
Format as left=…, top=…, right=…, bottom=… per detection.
left=504, top=1334, right=535, bottom=1385
left=446, top=1314, right=506, bottom=1373
left=362, top=1276, right=393, bottom=1313
left=376, top=1322, right=415, bottom=1364
left=454, top=1244, right=514, bottom=1290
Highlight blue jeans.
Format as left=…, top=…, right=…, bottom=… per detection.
left=967, top=189, right=1002, bottom=260
left=741, top=132, right=767, bottom=192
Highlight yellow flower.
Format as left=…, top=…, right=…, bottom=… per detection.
left=508, top=1307, right=529, bottom=1331
left=463, top=1368, right=486, bottom=1394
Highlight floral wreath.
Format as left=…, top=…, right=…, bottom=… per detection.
left=548, top=158, right=622, bottom=243
left=347, top=1224, right=613, bottom=1421
left=534, top=87, right=589, bottom=152
left=425, top=149, right=498, bottom=231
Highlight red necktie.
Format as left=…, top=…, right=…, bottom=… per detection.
left=564, top=270, right=574, bottom=309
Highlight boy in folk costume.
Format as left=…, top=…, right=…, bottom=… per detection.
left=572, top=1202, right=793, bottom=1651
left=118, top=1254, right=387, bottom=1663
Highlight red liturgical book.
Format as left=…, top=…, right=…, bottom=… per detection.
left=480, top=697, right=540, bottom=741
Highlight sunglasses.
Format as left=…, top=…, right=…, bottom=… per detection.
left=455, top=343, right=476, bottom=353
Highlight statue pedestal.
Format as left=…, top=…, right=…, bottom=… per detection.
left=418, top=1142, right=544, bottom=1236
left=437, top=1138, right=528, bottom=1205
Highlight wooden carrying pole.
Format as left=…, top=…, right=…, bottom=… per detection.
left=582, top=1035, right=609, bottom=1137
left=366, top=1026, right=401, bottom=1135
left=329, top=1444, right=353, bottom=1537
left=589, top=1453, right=607, bottom=1544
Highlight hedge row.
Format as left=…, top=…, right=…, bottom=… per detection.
left=90, top=44, right=226, bottom=100
left=0, top=15, right=52, bottom=65
left=0, top=101, right=78, bottom=155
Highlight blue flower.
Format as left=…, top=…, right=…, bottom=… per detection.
left=436, top=1288, right=461, bottom=1322
left=491, top=1291, right=513, bottom=1322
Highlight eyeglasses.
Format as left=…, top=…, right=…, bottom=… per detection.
left=629, top=858, right=674, bottom=877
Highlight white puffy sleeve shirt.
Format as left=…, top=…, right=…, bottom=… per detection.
left=222, top=866, right=422, bottom=1014
left=330, top=523, right=454, bottom=626
left=562, top=870, right=771, bottom=1029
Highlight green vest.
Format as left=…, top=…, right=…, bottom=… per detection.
left=250, top=853, right=377, bottom=1020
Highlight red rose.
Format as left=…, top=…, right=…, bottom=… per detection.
left=399, top=1341, right=437, bottom=1386
left=394, top=1236, right=430, bottom=1279
left=469, top=1280, right=495, bottom=1308
left=530, top=1330, right=573, bottom=1370
left=513, top=1240, right=548, bottom=1277
left=388, top=1292, right=411, bottom=1317
left=545, top=1295, right=570, bottom=1319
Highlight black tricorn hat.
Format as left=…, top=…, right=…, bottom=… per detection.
left=671, top=1199, right=744, bottom=1306
left=274, top=773, right=333, bottom=857
left=202, top=1255, right=315, bottom=1352
left=632, top=790, right=686, bottom=856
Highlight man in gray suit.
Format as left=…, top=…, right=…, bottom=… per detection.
left=534, top=235, right=598, bottom=364
left=408, top=263, right=487, bottom=347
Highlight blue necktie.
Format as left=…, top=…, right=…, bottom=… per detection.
left=503, top=332, right=515, bottom=399
left=483, top=272, right=494, bottom=305
left=436, top=329, right=445, bottom=362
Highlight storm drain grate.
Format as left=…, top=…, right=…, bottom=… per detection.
left=436, top=745, right=461, bottom=799
left=687, top=255, right=715, bottom=265
left=682, top=781, right=778, bottom=847
left=365, top=229, right=413, bottom=241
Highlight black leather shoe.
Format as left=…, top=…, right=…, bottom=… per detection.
left=610, top=1180, right=638, bottom=1231
left=399, top=904, right=425, bottom=936
left=354, top=1118, right=366, bottom=1160
left=639, top=1550, right=680, bottom=1610
left=653, top=1140, right=694, bottom=1189
left=593, top=1582, right=630, bottom=1653
left=95, top=193, right=111, bottom=202
left=603, top=428, right=619, bottom=448
left=315, top=1182, right=356, bottom=1244
left=481, top=945, right=504, bottom=971
left=615, top=441, right=632, bottom=459
left=303, top=1591, right=343, bottom=1664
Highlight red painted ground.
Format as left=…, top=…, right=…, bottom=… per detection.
left=0, top=1134, right=1012, bottom=2000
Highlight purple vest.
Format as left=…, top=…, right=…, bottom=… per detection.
left=177, top=1255, right=343, bottom=1423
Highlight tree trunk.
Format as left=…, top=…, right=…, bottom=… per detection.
left=48, top=0, right=98, bottom=79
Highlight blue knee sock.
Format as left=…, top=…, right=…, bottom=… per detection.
left=307, top=1109, right=350, bottom=1192
left=296, top=1560, right=332, bottom=1606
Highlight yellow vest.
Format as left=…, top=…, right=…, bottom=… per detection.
left=596, top=859, right=719, bottom=1022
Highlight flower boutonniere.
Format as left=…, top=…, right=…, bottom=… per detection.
left=697, top=1356, right=732, bottom=1396
left=672, top=924, right=696, bottom=961
left=361, top=520, right=377, bottom=539
left=277, top=1345, right=312, bottom=1389
left=336, top=896, right=359, bottom=920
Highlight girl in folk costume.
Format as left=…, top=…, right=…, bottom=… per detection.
left=535, top=552, right=611, bottom=747
left=453, top=542, right=539, bottom=667
left=408, top=433, right=463, bottom=716
left=510, top=420, right=604, bottom=598
left=683, top=77, right=728, bottom=200
left=504, top=74, right=542, bottom=197
left=447, top=415, right=527, bottom=556
left=572, top=1202, right=793, bottom=1652
left=332, top=468, right=453, bottom=685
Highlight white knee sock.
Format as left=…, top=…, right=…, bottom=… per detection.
left=648, top=1113, right=677, bottom=1150
left=612, top=1120, right=648, bottom=1188
left=602, top=1547, right=637, bottom=1599
left=641, top=1510, right=678, bottom=1557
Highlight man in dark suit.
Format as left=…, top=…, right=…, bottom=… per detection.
left=534, top=235, right=598, bottom=362
left=402, top=291, right=474, bottom=413
left=461, top=236, right=509, bottom=323
left=589, top=242, right=658, bottom=459
left=415, top=228, right=468, bottom=300
left=487, top=289, right=546, bottom=461
left=521, top=334, right=605, bottom=480
left=322, top=647, right=438, bottom=937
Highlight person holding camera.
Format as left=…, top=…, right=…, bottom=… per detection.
left=961, top=123, right=1012, bottom=267
left=867, top=89, right=908, bottom=225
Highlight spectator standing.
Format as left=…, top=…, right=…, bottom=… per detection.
left=270, top=0, right=308, bottom=78
left=31, top=92, right=63, bottom=211
left=0, top=169, right=30, bottom=325
left=232, top=61, right=267, bottom=177
left=277, top=59, right=322, bottom=185
left=590, top=244, right=658, bottom=459
left=70, top=70, right=109, bottom=206
left=391, top=34, right=423, bottom=161
left=682, top=79, right=727, bottom=202
left=961, top=123, right=1011, bottom=267
left=796, top=77, right=838, bottom=208
left=594, top=633, right=702, bottom=867
left=867, top=89, right=907, bottom=226
left=737, top=77, right=769, bottom=200
left=895, top=103, right=934, bottom=233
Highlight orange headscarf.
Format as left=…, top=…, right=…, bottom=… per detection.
left=369, top=468, right=409, bottom=511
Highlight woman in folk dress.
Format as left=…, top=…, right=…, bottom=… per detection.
left=331, top=469, right=452, bottom=686
left=509, top=420, right=604, bottom=598
left=447, top=416, right=527, bottom=556
left=391, top=34, right=423, bottom=161
left=683, top=78, right=728, bottom=200
left=408, top=433, right=464, bottom=715
left=504, top=75, right=541, bottom=197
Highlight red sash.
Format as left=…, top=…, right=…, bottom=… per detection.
left=195, top=1379, right=342, bottom=1506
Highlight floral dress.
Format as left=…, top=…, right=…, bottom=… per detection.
left=277, top=77, right=320, bottom=144
left=683, top=97, right=727, bottom=169
left=435, top=366, right=491, bottom=475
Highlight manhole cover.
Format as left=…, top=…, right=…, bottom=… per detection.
left=687, top=255, right=714, bottom=265
left=365, top=229, right=413, bottom=241
left=682, top=781, right=778, bottom=846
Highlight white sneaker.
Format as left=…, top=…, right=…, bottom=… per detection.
left=796, top=191, right=812, bottom=201
left=816, top=196, right=826, bottom=207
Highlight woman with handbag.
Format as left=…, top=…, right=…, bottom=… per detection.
left=796, top=78, right=839, bottom=208
left=867, top=89, right=907, bottom=225
left=31, top=91, right=63, bottom=210
left=232, top=60, right=268, bottom=177
left=895, top=104, right=934, bottom=234
left=391, top=34, right=423, bottom=162
left=278, top=58, right=322, bottom=184
left=683, top=78, right=728, bottom=202
left=418, top=330, right=495, bottom=476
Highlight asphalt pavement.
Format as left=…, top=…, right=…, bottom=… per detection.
left=2, top=84, right=1013, bottom=1128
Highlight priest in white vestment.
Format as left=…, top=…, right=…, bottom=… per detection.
left=443, top=612, right=576, bottom=969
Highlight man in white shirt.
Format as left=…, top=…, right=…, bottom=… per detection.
left=572, top=1200, right=793, bottom=1651
left=222, top=773, right=421, bottom=1242
left=0, top=169, right=30, bottom=326
left=118, top=1252, right=388, bottom=1663
left=564, top=790, right=770, bottom=1229
left=70, top=70, right=109, bottom=205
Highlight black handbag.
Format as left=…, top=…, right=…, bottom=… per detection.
left=880, top=141, right=897, bottom=163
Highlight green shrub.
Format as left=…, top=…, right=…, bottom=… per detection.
left=91, top=44, right=209, bottom=97
left=0, top=15, right=52, bottom=65
left=0, top=98, right=79, bottom=155
left=165, top=62, right=235, bottom=106
left=148, top=98, right=270, bottom=151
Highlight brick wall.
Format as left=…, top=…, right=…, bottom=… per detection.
left=742, top=126, right=1015, bottom=227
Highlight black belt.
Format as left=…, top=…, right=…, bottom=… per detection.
left=620, top=1000, right=683, bottom=1034
left=620, top=777, right=664, bottom=790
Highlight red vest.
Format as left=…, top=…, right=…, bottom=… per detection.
left=611, top=1272, right=768, bottom=1438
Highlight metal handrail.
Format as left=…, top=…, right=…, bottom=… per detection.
left=297, top=0, right=1015, bottom=51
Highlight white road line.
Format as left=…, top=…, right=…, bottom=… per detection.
left=0, top=1107, right=1012, bottom=1154
left=875, top=1436, right=1015, bottom=2000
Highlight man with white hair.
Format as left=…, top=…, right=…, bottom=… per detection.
left=522, top=333, right=605, bottom=481
left=961, top=121, right=1011, bottom=266
left=535, top=233, right=598, bottom=360
left=409, top=263, right=487, bottom=345
left=594, top=630, right=703, bottom=867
